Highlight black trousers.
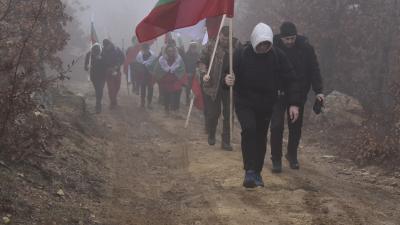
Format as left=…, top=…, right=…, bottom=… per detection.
left=270, top=96, right=305, bottom=161
left=236, top=105, right=272, bottom=173
left=204, top=89, right=231, bottom=143
left=91, top=74, right=106, bottom=108
left=164, top=90, right=181, bottom=112
left=140, top=76, right=153, bottom=106
left=201, top=82, right=209, bottom=132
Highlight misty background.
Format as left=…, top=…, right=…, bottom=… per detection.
left=63, top=0, right=157, bottom=54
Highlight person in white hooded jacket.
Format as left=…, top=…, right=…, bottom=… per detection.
left=224, top=23, right=302, bottom=188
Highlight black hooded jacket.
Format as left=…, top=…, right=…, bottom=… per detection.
left=274, top=35, right=323, bottom=103
left=101, top=44, right=125, bottom=70
left=232, top=43, right=303, bottom=111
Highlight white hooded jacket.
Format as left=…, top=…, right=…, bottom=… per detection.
left=250, top=23, right=274, bottom=53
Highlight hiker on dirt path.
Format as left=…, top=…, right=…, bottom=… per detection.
left=125, top=36, right=141, bottom=95
left=200, top=26, right=237, bottom=151
left=270, top=22, right=324, bottom=172
left=183, top=42, right=201, bottom=106
left=134, top=43, right=157, bottom=109
left=153, top=44, right=186, bottom=117
left=102, top=39, right=125, bottom=109
left=225, top=23, right=302, bottom=188
left=84, top=43, right=106, bottom=113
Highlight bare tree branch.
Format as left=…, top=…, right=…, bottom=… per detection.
left=0, top=0, right=46, bottom=138
left=0, top=0, right=13, bottom=21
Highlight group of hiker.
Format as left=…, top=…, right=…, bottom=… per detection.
left=85, top=21, right=324, bottom=189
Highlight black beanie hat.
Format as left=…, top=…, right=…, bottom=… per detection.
left=103, top=39, right=112, bottom=47
left=280, top=22, right=297, bottom=37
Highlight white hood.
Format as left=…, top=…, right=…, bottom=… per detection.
left=250, top=23, right=274, bottom=51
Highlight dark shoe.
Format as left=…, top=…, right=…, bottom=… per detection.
left=243, top=170, right=257, bottom=188
left=271, top=160, right=282, bottom=173
left=208, top=136, right=216, bottom=146
left=255, top=173, right=265, bottom=187
left=221, top=142, right=233, bottom=151
left=285, top=154, right=300, bottom=170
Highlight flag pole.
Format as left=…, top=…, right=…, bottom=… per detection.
left=229, top=18, right=234, bottom=143
left=185, top=90, right=195, bottom=128
left=185, top=14, right=227, bottom=128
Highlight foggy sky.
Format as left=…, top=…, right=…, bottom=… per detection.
left=69, top=0, right=158, bottom=48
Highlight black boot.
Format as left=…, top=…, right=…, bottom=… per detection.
left=271, top=160, right=282, bottom=173
left=208, top=134, right=216, bottom=146
left=285, top=154, right=300, bottom=170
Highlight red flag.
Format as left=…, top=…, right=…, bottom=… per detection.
left=123, top=45, right=141, bottom=75
left=206, top=16, right=223, bottom=39
left=136, top=0, right=234, bottom=43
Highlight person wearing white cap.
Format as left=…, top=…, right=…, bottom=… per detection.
left=224, top=23, right=302, bottom=188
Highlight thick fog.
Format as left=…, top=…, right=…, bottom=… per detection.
left=68, top=0, right=158, bottom=48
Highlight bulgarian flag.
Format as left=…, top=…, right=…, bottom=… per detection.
left=90, top=22, right=99, bottom=45
left=136, top=0, right=234, bottom=43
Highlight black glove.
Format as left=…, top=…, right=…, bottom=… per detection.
left=313, top=98, right=324, bottom=115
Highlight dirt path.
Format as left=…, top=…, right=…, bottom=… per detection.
left=71, top=80, right=400, bottom=225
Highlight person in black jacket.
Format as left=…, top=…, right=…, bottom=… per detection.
left=270, top=22, right=324, bottom=172
left=85, top=43, right=105, bottom=113
left=225, top=23, right=302, bottom=188
left=102, top=39, right=125, bottom=109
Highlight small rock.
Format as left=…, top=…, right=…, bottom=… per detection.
left=391, top=182, right=398, bottom=187
left=361, top=171, right=370, bottom=176
left=57, top=189, right=65, bottom=196
left=338, top=170, right=352, bottom=176
left=17, top=173, right=25, bottom=178
left=321, top=207, right=330, bottom=214
left=194, top=221, right=202, bottom=225
left=2, top=216, right=11, bottom=224
left=321, top=155, right=336, bottom=159
left=33, top=111, right=42, bottom=117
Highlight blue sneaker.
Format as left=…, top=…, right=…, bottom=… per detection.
left=243, top=170, right=257, bottom=188
left=255, top=173, right=265, bottom=187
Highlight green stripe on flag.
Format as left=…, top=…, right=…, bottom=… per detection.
left=155, top=0, right=176, bottom=8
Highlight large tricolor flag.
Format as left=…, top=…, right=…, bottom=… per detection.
left=136, top=0, right=234, bottom=43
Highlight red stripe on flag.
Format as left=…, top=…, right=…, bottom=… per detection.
left=136, top=0, right=234, bottom=42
